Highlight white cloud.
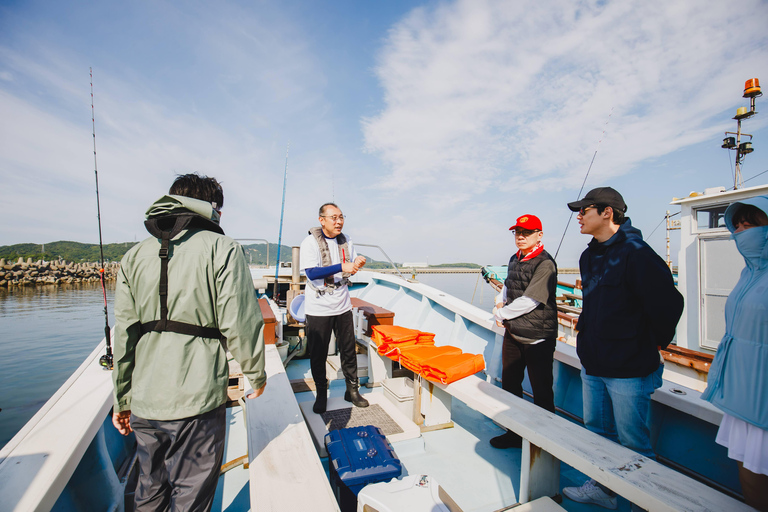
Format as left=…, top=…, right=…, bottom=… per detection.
left=363, top=0, right=768, bottom=200
left=0, top=2, right=342, bottom=246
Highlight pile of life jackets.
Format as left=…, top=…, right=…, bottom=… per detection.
left=371, top=325, right=485, bottom=385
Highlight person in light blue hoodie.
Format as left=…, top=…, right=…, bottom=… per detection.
left=701, top=195, right=768, bottom=511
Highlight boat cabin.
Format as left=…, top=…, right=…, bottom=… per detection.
left=672, top=183, right=768, bottom=353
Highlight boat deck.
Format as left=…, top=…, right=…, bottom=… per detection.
left=230, top=356, right=639, bottom=512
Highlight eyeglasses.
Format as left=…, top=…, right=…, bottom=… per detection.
left=578, top=205, right=597, bottom=216
left=321, top=215, right=345, bottom=222
left=514, top=228, right=540, bottom=237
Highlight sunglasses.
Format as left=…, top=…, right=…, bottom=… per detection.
left=578, top=205, right=598, bottom=216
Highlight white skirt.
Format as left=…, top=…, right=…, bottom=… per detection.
left=716, top=413, right=768, bottom=476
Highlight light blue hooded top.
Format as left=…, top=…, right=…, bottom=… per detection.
left=701, top=195, right=768, bottom=429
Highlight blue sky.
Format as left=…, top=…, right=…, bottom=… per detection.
left=1, top=0, right=767, bottom=268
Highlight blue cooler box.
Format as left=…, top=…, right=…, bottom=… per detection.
left=325, top=425, right=402, bottom=512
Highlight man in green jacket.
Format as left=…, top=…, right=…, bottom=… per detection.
left=111, top=174, right=266, bottom=512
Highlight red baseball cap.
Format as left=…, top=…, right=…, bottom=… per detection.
left=509, top=214, right=542, bottom=231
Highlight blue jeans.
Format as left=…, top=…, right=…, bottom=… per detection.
left=580, top=365, right=663, bottom=460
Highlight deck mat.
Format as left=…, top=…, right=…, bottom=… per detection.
left=321, top=404, right=404, bottom=435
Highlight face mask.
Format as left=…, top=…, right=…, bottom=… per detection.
left=732, top=225, right=768, bottom=260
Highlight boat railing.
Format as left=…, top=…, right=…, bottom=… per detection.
left=353, top=242, right=412, bottom=282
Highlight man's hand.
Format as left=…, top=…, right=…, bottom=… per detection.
left=493, top=303, right=504, bottom=328
left=112, top=410, right=133, bottom=436
left=342, top=261, right=358, bottom=274
left=353, top=256, right=366, bottom=270
left=247, top=382, right=267, bottom=399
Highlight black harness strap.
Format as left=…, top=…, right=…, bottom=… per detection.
left=139, top=213, right=225, bottom=340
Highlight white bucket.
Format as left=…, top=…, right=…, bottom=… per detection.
left=276, top=341, right=289, bottom=362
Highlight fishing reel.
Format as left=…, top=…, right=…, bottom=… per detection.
left=99, top=354, right=114, bottom=370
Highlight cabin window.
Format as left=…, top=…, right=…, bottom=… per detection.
left=698, top=236, right=743, bottom=350
left=694, top=205, right=728, bottom=231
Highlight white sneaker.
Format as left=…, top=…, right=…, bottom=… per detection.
left=562, top=479, right=618, bottom=510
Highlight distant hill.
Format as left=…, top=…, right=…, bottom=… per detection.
left=0, top=241, right=139, bottom=263
left=422, top=262, right=482, bottom=269
left=0, top=241, right=479, bottom=269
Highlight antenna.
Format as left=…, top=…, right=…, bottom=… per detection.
left=91, top=68, right=113, bottom=370
left=722, top=78, right=761, bottom=189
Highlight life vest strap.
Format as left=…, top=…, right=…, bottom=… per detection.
left=139, top=320, right=223, bottom=339
left=138, top=213, right=226, bottom=341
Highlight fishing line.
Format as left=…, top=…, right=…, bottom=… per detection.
left=736, top=168, right=768, bottom=188
left=91, top=68, right=113, bottom=370
left=554, top=107, right=614, bottom=261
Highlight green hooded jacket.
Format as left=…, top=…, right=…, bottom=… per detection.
left=112, top=195, right=266, bottom=420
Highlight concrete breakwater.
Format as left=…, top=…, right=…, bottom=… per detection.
left=0, top=258, right=119, bottom=287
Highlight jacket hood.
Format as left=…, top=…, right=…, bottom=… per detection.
left=724, top=195, right=768, bottom=233
left=597, top=218, right=641, bottom=248
left=145, top=195, right=221, bottom=224
left=618, top=218, right=642, bottom=240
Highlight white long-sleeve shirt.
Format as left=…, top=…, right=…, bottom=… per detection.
left=494, top=286, right=544, bottom=344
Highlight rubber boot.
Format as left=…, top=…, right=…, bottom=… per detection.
left=313, top=380, right=328, bottom=414
left=344, top=379, right=369, bottom=408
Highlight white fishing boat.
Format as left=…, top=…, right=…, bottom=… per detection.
left=0, top=82, right=764, bottom=512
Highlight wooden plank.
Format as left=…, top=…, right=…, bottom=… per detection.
left=257, top=298, right=277, bottom=345
left=661, top=345, right=713, bottom=374
left=441, top=375, right=750, bottom=512
left=519, top=439, right=560, bottom=504
left=290, top=378, right=315, bottom=393
left=246, top=345, right=339, bottom=512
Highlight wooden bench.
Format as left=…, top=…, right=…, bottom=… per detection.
left=351, top=297, right=395, bottom=336
left=257, top=298, right=278, bottom=345
left=245, top=345, right=339, bottom=511
left=440, top=374, right=750, bottom=511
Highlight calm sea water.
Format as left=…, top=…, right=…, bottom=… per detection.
left=0, top=271, right=578, bottom=449
left=0, top=283, right=115, bottom=448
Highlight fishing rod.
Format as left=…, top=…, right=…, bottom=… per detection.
left=91, top=67, right=113, bottom=370
left=554, top=107, right=614, bottom=261
left=274, top=143, right=290, bottom=301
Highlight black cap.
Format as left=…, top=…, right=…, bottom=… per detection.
left=567, top=187, right=627, bottom=213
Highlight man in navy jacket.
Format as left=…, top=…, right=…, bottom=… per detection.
left=561, top=187, right=683, bottom=510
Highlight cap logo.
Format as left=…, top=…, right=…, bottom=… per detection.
left=519, top=216, right=528, bottom=223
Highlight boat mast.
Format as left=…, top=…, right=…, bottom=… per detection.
left=722, top=78, right=761, bottom=189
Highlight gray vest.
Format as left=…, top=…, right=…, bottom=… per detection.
left=308, top=227, right=351, bottom=292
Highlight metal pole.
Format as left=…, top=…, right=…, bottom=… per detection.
left=274, top=144, right=289, bottom=299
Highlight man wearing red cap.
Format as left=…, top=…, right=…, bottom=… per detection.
left=490, top=214, right=558, bottom=449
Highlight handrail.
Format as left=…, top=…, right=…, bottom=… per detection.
left=235, top=238, right=270, bottom=267
left=353, top=243, right=411, bottom=281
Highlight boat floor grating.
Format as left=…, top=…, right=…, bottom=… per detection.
left=321, top=403, right=404, bottom=435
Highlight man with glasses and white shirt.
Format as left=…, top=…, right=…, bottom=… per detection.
left=300, top=202, right=368, bottom=414
left=561, top=187, right=683, bottom=510
left=490, top=214, right=558, bottom=449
